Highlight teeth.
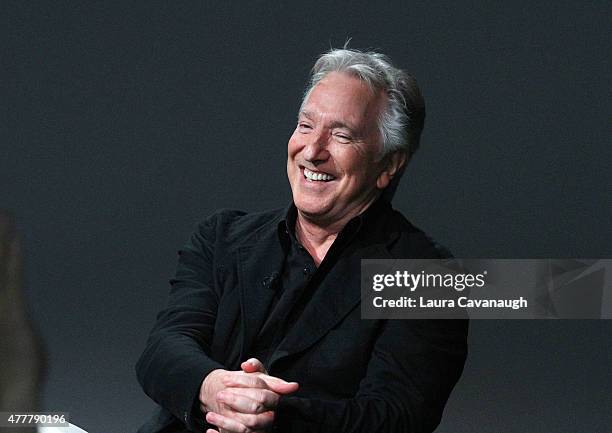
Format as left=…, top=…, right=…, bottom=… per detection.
left=304, top=168, right=335, bottom=181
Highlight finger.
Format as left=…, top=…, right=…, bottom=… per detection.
left=241, top=358, right=267, bottom=374
left=206, top=412, right=247, bottom=433
left=256, top=374, right=299, bottom=394
left=217, top=388, right=280, bottom=413
left=226, top=410, right=275, bottom=431
left=221, top=373, right=270, bottom=390
left=222, top=372, right=299, bottom=395
left=206, top=410, right=273, bottom=432
left=213, top=429, right=263, bottom=433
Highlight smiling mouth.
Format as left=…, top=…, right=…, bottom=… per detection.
left=303, top=167, right=336, bottom=182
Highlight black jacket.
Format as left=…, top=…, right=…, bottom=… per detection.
left=136, top=201, right=468, bottom=433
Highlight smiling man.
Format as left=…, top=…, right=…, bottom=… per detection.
left=136, top=48, right=468, bottom=433
left=286, top=71, right=405, bottom=265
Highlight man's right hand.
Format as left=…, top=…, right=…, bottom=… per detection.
left=200, top=363, right=299, bottom=433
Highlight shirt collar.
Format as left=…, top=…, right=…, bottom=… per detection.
left=277, top=197, right=391, bottom=248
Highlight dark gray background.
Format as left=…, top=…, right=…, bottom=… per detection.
left=2, top=1, right=611, bottom=432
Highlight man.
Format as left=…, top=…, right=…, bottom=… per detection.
left=136, top=48, right=468, bottom=433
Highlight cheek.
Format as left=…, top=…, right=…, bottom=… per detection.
left=336, top=149, right=370, bottom=176
left=339, top=155, right=382, bottom=188
left=287, top=132, right=302, bottom=157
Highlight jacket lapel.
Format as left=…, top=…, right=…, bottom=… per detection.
left=236, top=220, right=286, bottom=362
left=269, top=242, right=393, bottom=368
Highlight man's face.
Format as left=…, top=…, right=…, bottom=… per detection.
left=287, top=72, right=392, bottom=225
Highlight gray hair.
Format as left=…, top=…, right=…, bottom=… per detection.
left=301, top=48, right=426, bottom=161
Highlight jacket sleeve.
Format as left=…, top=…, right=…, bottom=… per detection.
left=135, top=215, right=225, bottom=432
left=275, top=318, right=468, bottom=433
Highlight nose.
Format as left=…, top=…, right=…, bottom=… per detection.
left=302, top=130, right=330, bottom=164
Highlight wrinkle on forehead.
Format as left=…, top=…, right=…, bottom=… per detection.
left=300, top=72, right=386, bottom=139
left=300, top=109, right=360, bottom=134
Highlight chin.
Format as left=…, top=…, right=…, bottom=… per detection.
left=294, top=197, right=331, bottom=218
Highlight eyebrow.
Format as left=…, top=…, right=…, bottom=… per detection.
left=299, top=109, right=358, bottom=133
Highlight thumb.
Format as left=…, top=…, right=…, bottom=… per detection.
left=259, top=374, right=299, bottom=395
left=241, top=358, right=268, bottom=374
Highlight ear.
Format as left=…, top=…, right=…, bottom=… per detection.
left=376, top=151, right=407, bottom=190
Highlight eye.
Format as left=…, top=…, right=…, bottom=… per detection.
left=297, top=122, right=312, bottom=133
left=334, top=133, right=352, bottom=143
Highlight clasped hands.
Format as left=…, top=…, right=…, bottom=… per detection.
left=200, top=358, right=299, bottom=433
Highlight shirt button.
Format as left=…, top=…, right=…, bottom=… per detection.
left=303, top=266, right=310, bottom=276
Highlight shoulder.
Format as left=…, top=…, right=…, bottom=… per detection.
left=194, top=207, right=285, bottom=246
left=385, top=207, right=453, bottom=259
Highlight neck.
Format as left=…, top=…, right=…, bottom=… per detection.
left=294, top=195, right=379, bottom=265
left=295, top=216, right=338, bottom=266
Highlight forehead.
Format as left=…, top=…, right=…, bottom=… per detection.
left=302, top=72, right=384, bottom=130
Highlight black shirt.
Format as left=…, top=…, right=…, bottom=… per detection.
left=251, top=198, right=389, bottom=367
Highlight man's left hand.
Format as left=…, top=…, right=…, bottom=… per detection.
left=206, top=358, right=297, bottom=433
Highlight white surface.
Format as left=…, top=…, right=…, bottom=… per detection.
left=38, top=423, right=87, bottom=433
